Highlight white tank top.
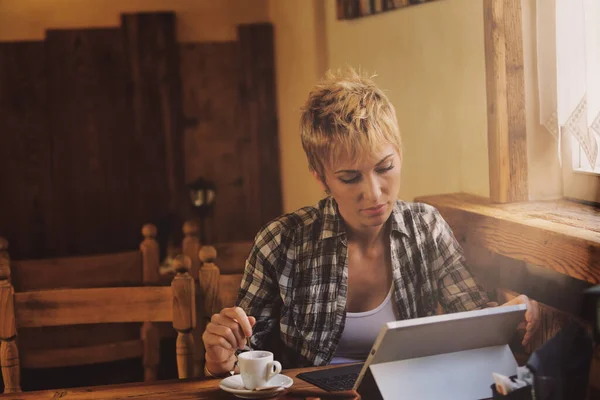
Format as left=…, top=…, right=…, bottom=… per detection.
left=330, top=286, right=396, bottom=365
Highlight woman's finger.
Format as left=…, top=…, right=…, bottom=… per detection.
left=210, top=313, right=246, bottom=348
left=221, top=307, right=253, bottom=337
left=203, top=319, right=240, bottom=349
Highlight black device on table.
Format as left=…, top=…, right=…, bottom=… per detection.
left=296, top=363, right=364, bottom=392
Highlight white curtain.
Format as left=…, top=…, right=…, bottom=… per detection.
left=537, top=0, right=600, bottom=168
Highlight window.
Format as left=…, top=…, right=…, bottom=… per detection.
left=536, top=0, right=600, bottom=202
left=572, top=136, right=600, bottom=173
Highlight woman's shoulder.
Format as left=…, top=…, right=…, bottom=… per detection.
left=391, top=200, right=448, bottom=235
left=254, top=198, right=329, bottom=243
left=393, top=199, right=441, bottom=218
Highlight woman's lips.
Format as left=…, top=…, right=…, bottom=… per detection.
left=361, top=203, right=386, bottom=216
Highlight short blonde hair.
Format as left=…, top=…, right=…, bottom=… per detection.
left=300, top=68, right=402, bottom=181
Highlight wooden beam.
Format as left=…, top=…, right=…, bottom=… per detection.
left=20, top=339, right=143, bottom=369
left=238, top=24, right=283, bottom=231
left=416, top=193, right=600, bottom=284
left=483, top=0, right=528, bottom=202
left=10, top=250, right=142, bottom=292
left=14, top=287, right=172, bottom=327
left=122, top=12, right=186, bottom=214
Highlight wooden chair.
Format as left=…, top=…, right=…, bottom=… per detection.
left=168, top=220, right=253, bottom=376
left=195, top=241, right=252, bottom=376
left=0, top=231, right=196, bottom=394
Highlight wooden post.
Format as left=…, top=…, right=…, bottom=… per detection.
left=238, top=24, right=283, bottom=229
left=198, top=246, right=222, bottom=317
left=0, top=237, right=20, bottom=393
left=140, top=224, right=160, bottom=284
left=182, top=220, right=201, bottom=279
left=182, top=220, right=204, bottom=377
left=171, top=255, right=195, bottom=379
left=140, top=224, right=160, bottom=381
left=140, top=320, right=159, bottom=382
left=198, top=245, right=221, bottom=377
left=483, top=0, right=528, bottom=203
left=122, top=12, right=186, bottom=214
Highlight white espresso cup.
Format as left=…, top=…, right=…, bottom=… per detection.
left=237, top=350, right=282, bottom=390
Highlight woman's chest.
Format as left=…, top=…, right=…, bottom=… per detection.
left=345, top=244, right=393, bottom=313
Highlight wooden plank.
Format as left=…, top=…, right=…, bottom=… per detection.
left=483, top=0, right=528, bottom=203
left=10, top=250, right=142, bottom=291
left=14, top=287, right=172, bottom=327
left=238, top=24, right=283, bottom=231
left=0, top=42, right=51, bottom=260
left=503, top=0, right=528, bottom=202
left=122, top=12, right=185, bottom=218
left=416, top=193, right=600, bottom=284
left=20, top=339, right=143, bottom=369
left=17, top=323, right=142, bottom=351
left=179, top=42, right=255, bottom=242
left=45, top=28, right=138, bottom=257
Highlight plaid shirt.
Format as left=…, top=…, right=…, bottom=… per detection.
left=236, top=197, right=489, bottom=368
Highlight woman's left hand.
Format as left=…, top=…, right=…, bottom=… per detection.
left=500, top=294, right=540, bottom=346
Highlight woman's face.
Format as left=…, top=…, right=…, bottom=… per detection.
left=319, top=144, right=402, bottom=231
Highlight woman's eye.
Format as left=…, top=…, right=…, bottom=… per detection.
left=376, top=164, right=394, bottom=174
left=340, top=175, right=361, bottom=184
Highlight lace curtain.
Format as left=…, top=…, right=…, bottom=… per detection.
left=537, top=0, right=600, bottom=169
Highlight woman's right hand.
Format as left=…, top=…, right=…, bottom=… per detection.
left=202, top=306, right=256, bottom=376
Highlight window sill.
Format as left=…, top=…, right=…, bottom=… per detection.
left=414, top=193, right=600, bottom=285
left=573, top=169, right=600, bottom=177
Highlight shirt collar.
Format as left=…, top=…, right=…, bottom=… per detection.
left=389, top=201, right=411, bottom=237
left=319, top=197, right=346, bottom=241
left=319, top=197, right=411, bottom=240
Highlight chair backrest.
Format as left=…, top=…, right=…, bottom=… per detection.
left=9, top=224, right=161, bottom=293
left=0, top=241, right=195, bottom=394
left=192, top=241, right=251, bottom=376
left=0, top=225, right=163, bottom=390
left=177, top=220, right=253, bottom=376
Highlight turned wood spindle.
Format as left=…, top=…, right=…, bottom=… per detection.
left=171, top=255, right=196, bottom=379
left=182, top=220, right=205, bottom=377
left=140, top=224, right=160, bottom=381
left=0, top=238, right=20, bottom=394
left=182, top=220, right=201, bottom=279
left=141, top=321, right=159, bottom=382
left=140, top=223, right=160, bottom=285
left=198, top=246, right=221, bottom=317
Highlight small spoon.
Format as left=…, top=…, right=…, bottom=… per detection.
left=230, top=331, right=253, bottom=376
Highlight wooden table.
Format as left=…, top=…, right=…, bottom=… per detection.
left=0, top=367, right=360, bottom=399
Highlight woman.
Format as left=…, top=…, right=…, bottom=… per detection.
left=202, top=69, right=540, bottom=377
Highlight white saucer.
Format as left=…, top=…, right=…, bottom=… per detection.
left=219, top=374, right=293, bottom=399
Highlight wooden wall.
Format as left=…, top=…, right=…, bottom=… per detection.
left=0, top=13, right=183, bottom=260
left=180, top=23, right=282, bottom=243
left=0, top=12, right=281, bottom=391
left=0, top=14, right=281, bottom=260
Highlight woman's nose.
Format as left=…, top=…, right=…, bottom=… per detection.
left=363, top=177, right=382, bottom=202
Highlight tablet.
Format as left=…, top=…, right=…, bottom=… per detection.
left=298, top=304, right=526, bottom=400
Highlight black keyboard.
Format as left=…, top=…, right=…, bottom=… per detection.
left=296, top=363, right=364, bottom=392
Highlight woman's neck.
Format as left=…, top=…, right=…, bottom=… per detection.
left=345, top=220, right=389, bottom=250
